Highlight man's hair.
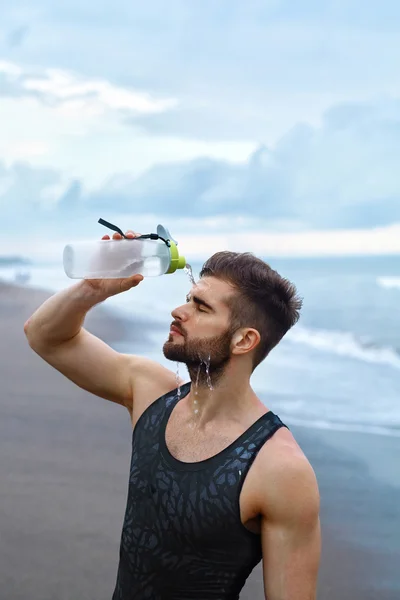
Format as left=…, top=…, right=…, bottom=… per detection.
left=199, top=251, right=303, bottom=370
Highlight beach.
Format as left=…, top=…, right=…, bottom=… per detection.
left=1, top=281, right=399, bottom=599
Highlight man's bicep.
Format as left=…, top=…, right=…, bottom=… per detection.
left=261, top=513, right=321, bottom=600
left=260, top=458, right=321, bottom=600
left=29, top=328, right=135, bottom=407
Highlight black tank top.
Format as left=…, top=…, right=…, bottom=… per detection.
left=111, top=382, right=288, bottom=600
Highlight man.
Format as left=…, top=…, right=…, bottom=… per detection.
left=24, top=228, right=321, bottom=600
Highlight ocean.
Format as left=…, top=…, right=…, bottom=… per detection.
left=4, top=253, right=400, bottom=438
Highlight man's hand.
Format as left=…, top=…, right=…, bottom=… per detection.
left=82, top=229, right=144, bottom=300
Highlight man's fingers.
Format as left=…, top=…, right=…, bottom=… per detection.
left=103, top=231, right=139, bottom=240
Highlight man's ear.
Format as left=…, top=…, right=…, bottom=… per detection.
left=231, top=328, right=260, bottom=356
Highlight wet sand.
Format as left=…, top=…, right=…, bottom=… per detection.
left=0, top=282, right=399, bottom=599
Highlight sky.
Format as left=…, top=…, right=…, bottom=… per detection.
left=2, top=1, right=400, bottom=259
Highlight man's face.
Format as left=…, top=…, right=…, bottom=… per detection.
left=163, top=277, right=237, bottom=378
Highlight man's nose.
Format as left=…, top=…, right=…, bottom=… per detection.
left=171, top=304, right=190, bottom=321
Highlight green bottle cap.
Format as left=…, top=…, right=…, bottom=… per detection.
left=166, top=241, right=186, bottom=274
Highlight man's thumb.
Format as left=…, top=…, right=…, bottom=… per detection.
left=129, top=274, right=144, bottom=287
left=120, top=275, right=143, bottom=292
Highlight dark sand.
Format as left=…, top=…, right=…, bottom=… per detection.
left=1, top=282, right=399, bottom=599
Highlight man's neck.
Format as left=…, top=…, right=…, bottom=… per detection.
left=183, top=362, right=261, bottom=429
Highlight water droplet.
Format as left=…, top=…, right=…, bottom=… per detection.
left=194, top=364, right=201, bottom=395
left=194, top=400, right=198, bottom=404
left=205, top=354, right=213, bottom=391
left=175, top=362, right=181, bottom=398
left=194, top=409, right=199, bottom=414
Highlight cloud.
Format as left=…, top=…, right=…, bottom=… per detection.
left=0, top=59, right=254, bottom=189
left=0, top=161, right=69, bottom=214
left=2, top=96, right=400, bottom=235
left=128, top=103, right=273, bottom=142
left=0, top=60, right=177, bottom=117
left=88, top=98, right=400, bottom=229
left=3, top=2, right=400, bottom=148
left=2, top=2, right=400, bottom=258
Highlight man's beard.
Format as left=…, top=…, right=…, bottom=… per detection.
left=163, top=327, right=235, bottom=388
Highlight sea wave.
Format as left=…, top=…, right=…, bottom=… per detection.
left=377, top=276, right=400, bottom=290
left=288, top=325, right=400, bottom=369
left=276, top=414, right=400, bottom=438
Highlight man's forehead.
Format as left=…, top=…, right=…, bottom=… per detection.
left=192, top=277, right=235, bottom=302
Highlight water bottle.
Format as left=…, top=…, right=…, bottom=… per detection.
left=63, top=219, right=187, bottom=279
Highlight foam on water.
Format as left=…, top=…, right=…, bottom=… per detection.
left=278, top=415, right=400, bottom=438
left=288, top=325, right=400, bottom=369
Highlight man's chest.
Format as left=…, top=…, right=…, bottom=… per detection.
left=165, top=422, right=237, bottom=463
left=163, top=413, right=264, bottom=533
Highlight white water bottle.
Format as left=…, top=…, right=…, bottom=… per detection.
left=63, top=221, right=186, bottom=279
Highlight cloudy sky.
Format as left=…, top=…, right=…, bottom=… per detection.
left=2, top=1, right=400, bottom=258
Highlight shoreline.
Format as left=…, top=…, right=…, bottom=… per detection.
left=1, top=281, right=399, bottom=599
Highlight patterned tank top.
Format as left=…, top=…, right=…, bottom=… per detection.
left=111, top=382, right=288, bottom=600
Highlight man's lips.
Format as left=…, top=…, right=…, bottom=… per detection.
left=170, top=325, right=184, bottom=336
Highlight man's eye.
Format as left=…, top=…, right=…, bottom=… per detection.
left=186, top=295, right=206, bottom=312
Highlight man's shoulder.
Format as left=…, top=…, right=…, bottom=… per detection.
left=260, top=425, right=315, bottom=479
left=127, top=355, right=186, bottom=425
left=251, top=425, right=319, bottom=514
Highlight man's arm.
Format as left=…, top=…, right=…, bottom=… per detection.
left=24, top=278, right=182, bottom=412
left=260, top=454, right=321, bottom=600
